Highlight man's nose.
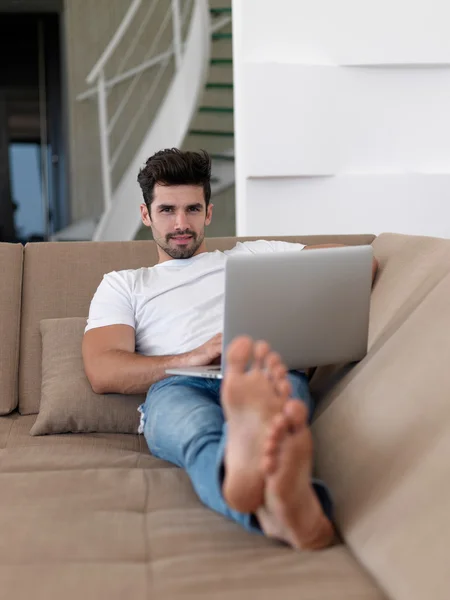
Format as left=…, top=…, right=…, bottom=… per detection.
left=174, top=212, right=189, bottom=231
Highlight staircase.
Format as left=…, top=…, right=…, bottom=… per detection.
left=137, top=2, right=235, bottom=240
left=54, top=0, right=234, bottom=242
left=184, top=5, right=234, bottom=179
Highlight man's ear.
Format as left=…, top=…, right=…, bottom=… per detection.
left=205, top=203, right=213, bottom=226
left=140, top=203, right=152, bottom=227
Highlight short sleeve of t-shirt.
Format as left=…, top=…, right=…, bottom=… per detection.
left=85, top=271, right=135, bottom=333
left=225, top=240, right=305, bottom=256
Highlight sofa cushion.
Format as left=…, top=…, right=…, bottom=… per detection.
left=19, top=235, right=375, bottom=414
left=0, top=442, right=386, bottom=600
left=313, top=233, right=450, bottom=600
left=0, top=243, right=23, bottom=415
left=369, top=232, right=450, bottom=346
left=0, top=413, right=167, bottom=473
left=30, top=317, right=143, bottom=436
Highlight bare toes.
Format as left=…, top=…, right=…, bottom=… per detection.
left=263, top=414, right=288, bottom=475
left=272, top=364, right=288, bottom=385
left=264, top=351, right=282, bottom=377
left=284, top=400, right=308, bottom=431
left=226, top=336, right=253, bottom=373
left=266, top=413, right=287, bottom=449
left=276, top=377, right=293, bottom=402
left=253, top=340, right=271, bottom=370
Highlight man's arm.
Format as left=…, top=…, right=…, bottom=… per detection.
left=304, top=243, right=379, bottom=283
left=82, top=325, right=222, bottom=395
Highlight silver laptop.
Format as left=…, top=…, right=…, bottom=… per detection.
left=166, top=245, right=373, bottom=379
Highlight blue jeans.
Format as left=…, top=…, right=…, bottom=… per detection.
left=139, top=371, right=332, bottom=534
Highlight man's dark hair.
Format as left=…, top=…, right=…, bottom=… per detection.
left=137, top=148, right=211, bottom=212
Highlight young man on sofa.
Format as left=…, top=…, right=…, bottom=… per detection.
left=83, top=148, right=378, bottom=551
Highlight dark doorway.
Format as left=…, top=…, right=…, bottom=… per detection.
left=0, top=5, right=67, bottom=243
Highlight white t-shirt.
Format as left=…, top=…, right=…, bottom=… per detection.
left=85, top=240, right=305, bottom=356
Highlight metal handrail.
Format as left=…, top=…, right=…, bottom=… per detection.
left=109, top=49, right=174, bottom=95
left=80, top=0, right=229, bottom=216
left=107, top=49, right=174, bottom=134
left=210, top=14, right=231, bottom=34
left=110, top=57, right=170, bottom=170
left=92, top=0, right=211, bottom=241
left=171, top=0, right=182, bottom=70
left=107, top=4, right=174, bottom=136
left=80, top=0, right=183, bottom=212
left=86, top=0, right=142, bottom=85
left=77, top=47, right=172, bottom=101
left=77, top=0, right=161, bottom=101
left=113, top=0, right=159, bottom=81
left=78, top=10, right=231, bottom=101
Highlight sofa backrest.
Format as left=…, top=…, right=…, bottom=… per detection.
left=18, top=234, right=374, bottom=414
left=311, top=232, right=450, bottom=400
left=0, top=243, right=23, bottom=415
left=313, top=232, right=450, bottom=600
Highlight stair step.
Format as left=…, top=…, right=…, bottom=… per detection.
left=210, top=7, right=232, bottom=15
left=183, top=134, right=233, bottom=153
left=203, top=89, right=234, bottom=108
left=211, top=153, right=235, bottom=161
left=212, top=32, right=232, bottom=40
left=199, top=106, right=233, bottom=113
left=206, top=82, right=233, bottom=89
left=210, top=58, right=233, bottom=65
left=189, top=129, right=234, bottom=137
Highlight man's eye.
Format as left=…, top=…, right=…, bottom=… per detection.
left=188, top=206, right=201, bottom=212
left=161, top=207, right=173, bottom=213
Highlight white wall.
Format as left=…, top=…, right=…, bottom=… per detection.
left=232, top=0, right=450, bottom=237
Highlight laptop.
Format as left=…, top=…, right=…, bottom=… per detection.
left=165, top=245, right=373, bottom=379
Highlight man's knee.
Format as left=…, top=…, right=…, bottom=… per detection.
left=143, top=385, right=224, bottom=458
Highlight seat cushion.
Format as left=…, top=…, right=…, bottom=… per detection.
left=0, top=243, right=22, bottom=415
left=313, top=233, right=450, bottom=600
left=0, top=413, right=166, bottom=473
left=0, top=418, right=386, bottom=599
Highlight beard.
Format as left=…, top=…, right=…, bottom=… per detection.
left=156, top=229, right=205, bottom=259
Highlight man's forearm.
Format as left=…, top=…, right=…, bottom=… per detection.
left=88, top=349, right=193, bottom=395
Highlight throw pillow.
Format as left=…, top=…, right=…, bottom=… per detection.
left=31, top=317, right=144, bottom=436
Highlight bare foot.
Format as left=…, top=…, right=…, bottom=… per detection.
left=257, top=405, right=335, bottom=550
left=221, top=336, right=291, bottom=513
left=261, top=399, right=308, bottom=476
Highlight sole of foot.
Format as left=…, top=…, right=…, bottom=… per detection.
left=221, top=336, right=291, bottom=514
left=257, top=406, right=335, bottom=551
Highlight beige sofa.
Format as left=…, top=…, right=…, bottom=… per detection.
left=1, top=232, right=449, bottom=600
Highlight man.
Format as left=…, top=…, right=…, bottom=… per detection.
left=83, top=148, right=378, bottom=550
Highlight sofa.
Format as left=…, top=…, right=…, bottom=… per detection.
left=1, top=232, right=449, bottom=600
